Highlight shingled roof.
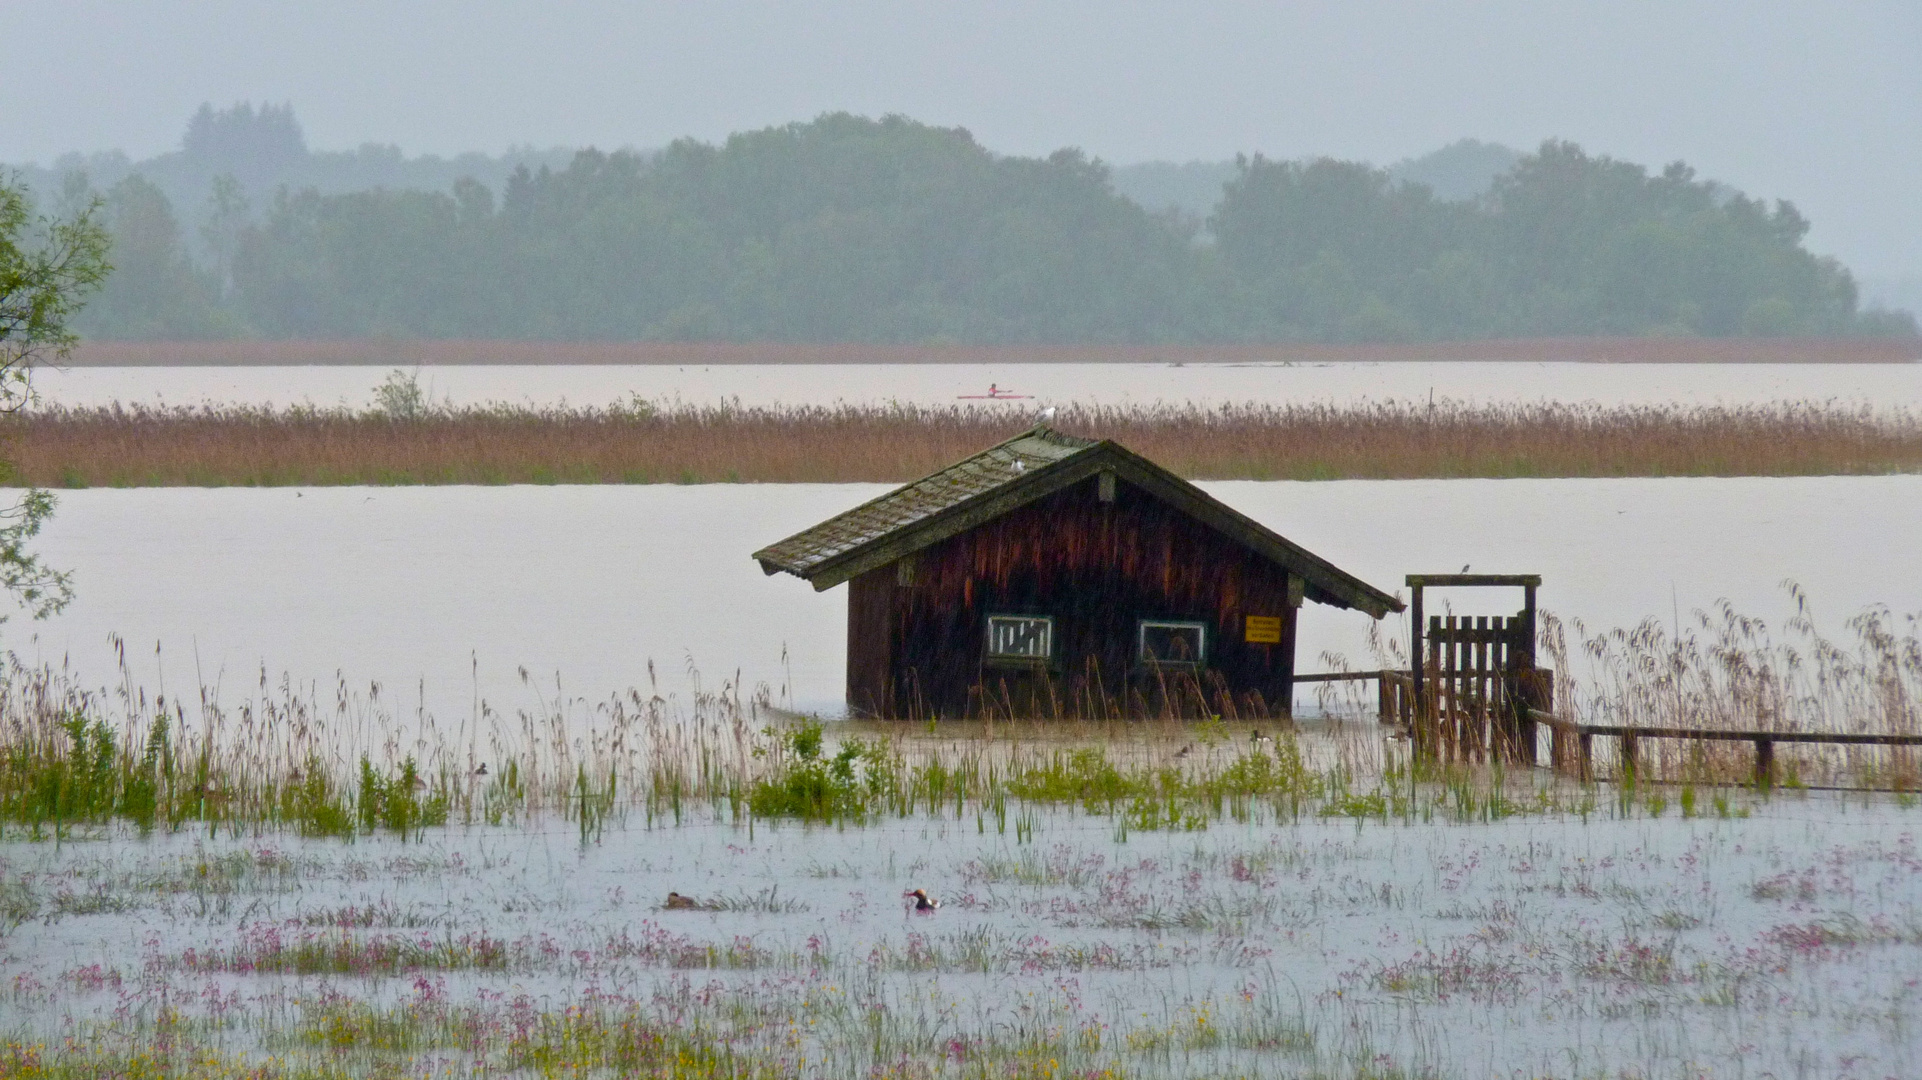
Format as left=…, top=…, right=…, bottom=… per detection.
left=753, top=425, right=1403, bottom=618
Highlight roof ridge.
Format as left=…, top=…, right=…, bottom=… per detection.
left=751, top=425, right=1400, bottom=618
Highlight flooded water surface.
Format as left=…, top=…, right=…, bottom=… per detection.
left=16, top=477, right=1922, bottom=722
left=33, top=360, right=1922, bottom=411
left=3, top=795, right=1917, bottom=1077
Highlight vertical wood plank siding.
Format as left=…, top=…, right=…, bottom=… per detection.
left=872, top=474, right=1298, bottom=719
left=846, top=568, right=895, bottom=717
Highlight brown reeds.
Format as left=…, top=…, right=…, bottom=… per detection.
left=1540, top=590, right=1922, bottom=787
left=7, top=399, right=1922, bottom=487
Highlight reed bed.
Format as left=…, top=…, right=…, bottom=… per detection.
left=0, top=645, right=780, bottom=840
left=1537, top=588, right=1922, bottom=787
left=0, top=646, right=1399, bottom=841
left=1317, top=589, right=1922, bottom=790
left=7, top=398, right=1922, bottom=487
left=1, top=596, right=1917, bottom=841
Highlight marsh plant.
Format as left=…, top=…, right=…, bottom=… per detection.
left=2, top=614, right=1921, bottom=1076
left=1331, top=588, right=1922, bottom=788
left=5, top=596, right=1922, bottom=845
left=3, top=792, right=1918, bottom=1078
left=1543, top=585, right=1922, bottom=785
left=369, top=367, right=430, bottom=421
left=12, top=398, right=1922, bottom=488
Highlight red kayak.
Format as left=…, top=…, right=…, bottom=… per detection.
left=956, top=383, right=1032, bottom=400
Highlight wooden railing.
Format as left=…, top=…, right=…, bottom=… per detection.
left=1530, top=710, right=1922, bottom=785
left=1302, top=669, right=1920, bottom=788
left=1291, top=669, right=1419, bottom=730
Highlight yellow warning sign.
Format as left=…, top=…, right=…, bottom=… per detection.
left=1244, top=615, right=1282, bottom=644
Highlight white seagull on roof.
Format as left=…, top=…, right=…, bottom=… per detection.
left=1036, top=406, right=1057, bottom=424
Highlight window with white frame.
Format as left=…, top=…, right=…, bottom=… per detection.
left=985, top=614, right=1053, bottom=662
left=1138, top=620, right=1207, bottom=667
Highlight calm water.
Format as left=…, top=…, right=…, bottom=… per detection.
left=16, top=477, right=1921, bottom=723
left=32, top=360, right=1922, bottom=411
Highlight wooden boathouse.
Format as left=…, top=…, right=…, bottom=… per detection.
left=753, top=424, right=1402, bottom=720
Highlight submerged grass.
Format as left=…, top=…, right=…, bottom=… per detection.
left=0, top=647, right=1573, bottom=841
left=8, top=398, right=1922, bottom=486
left=2, top=1007, right=799, bottom=1079
left=5, top=724, right=1919, bottom=1078
left=1, top=594, right=1917, bottom=840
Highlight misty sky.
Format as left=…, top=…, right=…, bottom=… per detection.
left=7, top=1, right=1919, bottom=283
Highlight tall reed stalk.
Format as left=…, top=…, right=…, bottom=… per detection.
left=4, top=594, right=1917, bottom=835
left=1538, top=588, right=1921, bottom=785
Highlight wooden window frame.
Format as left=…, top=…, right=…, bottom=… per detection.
left=985, top=613, right=1055, bottom=668
left=1138, top=619, right=1208, bottom=669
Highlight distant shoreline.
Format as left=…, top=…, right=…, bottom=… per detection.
left=56, top=337, right=1922, bottom=368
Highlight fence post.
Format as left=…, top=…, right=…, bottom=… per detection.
left=1753, top=737, right=1774, bottom=789
left=1514, top=669, right=1550, bottom=768
left=1439, top=616, right=1456, bottom=764
left=1619, top=733, right=1639, bottom=784
left=1578, top=730, right=1594, bottom=782
left=1417, top=664, right=1439, bottom=763
left=1409, top=585, right=1425, bottom=728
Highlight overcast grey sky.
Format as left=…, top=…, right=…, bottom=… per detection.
left=7, top=1, right=1918, bottom=282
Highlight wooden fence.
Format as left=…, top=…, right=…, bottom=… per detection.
left=1296, top=668, right=1922, bottom=787
left=1531, top=711, right=1922, bottom=786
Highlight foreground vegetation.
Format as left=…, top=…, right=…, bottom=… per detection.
left=9, top=397, right=1922, bottom=487
left=1, top=597, right=1918, bottom=1077
left=1, top=752, right=1915, bottom=1078
left=1, top=593, right=1915, bottom=841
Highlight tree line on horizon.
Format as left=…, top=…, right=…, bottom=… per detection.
left=31, top=112, right=1917, bottom=344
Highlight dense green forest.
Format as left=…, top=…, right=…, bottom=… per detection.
left=24, top=110, right=1914, bottom=342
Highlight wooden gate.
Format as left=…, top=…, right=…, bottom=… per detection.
left=1407, top=574, right=1551, bottom=765
left=1419, top=614, right=1530, bottom=762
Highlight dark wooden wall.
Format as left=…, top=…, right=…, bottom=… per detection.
left=846, top=473, right=1302, bottom=719
left=846, top=566, right=895, bottom=718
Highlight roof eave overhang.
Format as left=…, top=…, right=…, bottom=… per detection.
left=771, top=450, right=1112, bottom=591
left=759, top=441, right=1403, bottom=618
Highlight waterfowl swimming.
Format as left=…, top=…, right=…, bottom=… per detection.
left=1173, top=743, right=1193, bottom=760
left=903, top=888, right=941, bottom=912
left=664, top=891, right=700, bottom=910
left=473, top=763, right=489, bottom=777
left=1251, top=728, right=1274, bottom=748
